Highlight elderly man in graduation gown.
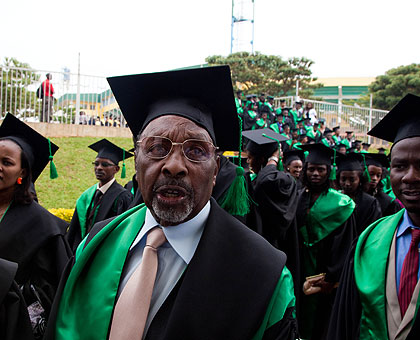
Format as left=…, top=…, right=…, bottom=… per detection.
left=327, top=94, right=420, bottom=340
left=66, top=139, right=133, bottom=253
left=46, top=66, right=298, bottom=340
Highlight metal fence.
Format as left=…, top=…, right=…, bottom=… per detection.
left=1, top=64, right=388, bottom=144
left=0, top=65, right=125, bottom=127
left=274, top=96, right=389, bottom=145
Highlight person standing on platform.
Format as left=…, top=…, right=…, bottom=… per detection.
left=327, top=93, right=420, bottom=340
left=66, top=139, right=133, bottom=253
left=41, top=73, right=54, bottom=123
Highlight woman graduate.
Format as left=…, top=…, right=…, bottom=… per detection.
left=364, top=152, right=402, bottom=217
left=336, top=152, right=382, bottom=236
left=283, top=149, right=304, bottom=190
left=0, top=113, right=71, bottom=339
left=297, top=143, right=356, bottom=340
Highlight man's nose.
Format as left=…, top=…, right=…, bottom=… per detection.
left=161, top=146, right=188, bottom=178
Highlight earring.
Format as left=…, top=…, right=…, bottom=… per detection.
left=16, top=177, right=22, bottom=185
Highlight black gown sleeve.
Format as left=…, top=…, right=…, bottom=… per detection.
left=113, top=189, right=134, bottom=215
left=262, top=307, right=299, bottom=340
left=326, top=241, right=361, bottom=340
left=0, top=259, right=34, bottom=340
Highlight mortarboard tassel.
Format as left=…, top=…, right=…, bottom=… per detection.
left=48, top=138, right=58, bottom=179
left=262, top=133, right=284, bottom=172
left=362, top=154, right=371, bottom=182
left=219, top=115, right=250, bottom=216
left=329, top=148, right=337, bottom=180
left=121, top=149, right=126, bottom=179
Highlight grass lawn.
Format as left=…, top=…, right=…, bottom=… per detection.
left=36, top=136, right=136, bottom=209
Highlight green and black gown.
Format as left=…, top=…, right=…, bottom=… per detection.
left=353, top=191, right=382, bottom=236
left=296, top=188, right=356, bottom=339
left=0, top=258, right=34, bottom=340
left=66, top=181, right=133, bottom=253
left=243, top=165, right=301, bottom=314
left=326, top=209, right=420, bottom=340
left=45, top=198, right=299, bottom=340
left=0, top=200, right=71, bottom=333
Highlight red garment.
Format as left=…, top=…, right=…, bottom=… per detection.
left=42, top=79, right=54, bottom=97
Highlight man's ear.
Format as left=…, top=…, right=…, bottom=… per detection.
left=115, top=165, right=120, bottom=173
left=213, top=155, right=220, bottom=187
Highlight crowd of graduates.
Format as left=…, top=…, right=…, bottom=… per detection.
left=1, top=65, right=420, bottom=340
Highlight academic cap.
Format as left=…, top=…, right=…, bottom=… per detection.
left=324, top=128, right=333, bottom=135
left=280, top=99, right=286, bottom=103
left=365, top=153, right=389, bottom=168
left=284, top=149, right=304, bottom=165
left=362, top=142, right=371, bottom=147
left=368, top=93, right=420, bottom=145
left=107, top=65, right=239, bottom=151
left=89, top=139, right=133, bottom=165
left=346, top=131, right=353, bottom=134
left=333, top=126, right=340, bottom=131
left=300, top=143, right=335, bottom=165
left=337, top=153, right=363, bottom=172
left=267, top=96, right=274, bottom=100
left=243, top=128, right=288, bottom=159
left=377, top=147, right=387, bottom=153
left=0, top=113, right=59, bottom=181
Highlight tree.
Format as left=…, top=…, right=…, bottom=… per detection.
left=369, top=64, right=420, bottom=110
left=205, top=52, right=322, bottom=97
left=0, top=57, right=41, bottom=117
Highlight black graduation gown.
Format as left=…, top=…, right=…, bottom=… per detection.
left=296, top=189, right=357, bottom=340
left=354, top=191, right=382, bottom=236
left=243, top=165, right=301, bottom=314
left=0, top=258, right=34, bottom=340
left=45, top=198, right=298, bottom=340
left=375, top=190, right=402, bottom=217
left=66, top=181, right=133, bottom=253
left=0, top=201, right=71, bottom=322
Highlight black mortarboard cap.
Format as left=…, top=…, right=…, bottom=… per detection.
left=324, top=128, right=333, bottom=135
left=354, top=140, right=362, bottom=144
left=368, top=94, right=420, bottom=145
left=337, top=153, right=363, bottom=172
left=365, top=153, right=389, bottom=168
left=300, top=143, right=335, bottom=165
left=362, top=142, right=371, bottom=147
left=88, top=139, right=133, bottom=165
left=280, top=99, right=286, bottom=103
left=107, top=65, right=238, bottom=151
left=242, top=128, right=288, bottom=159
left=284, top=149, right=305, bottom=165
left=346, top=131, right=353, bottom=134
left=0, top=113, right=59, bottom=181
left=267, top=95, right=274, bottom=100
left=377, top=147, right=387, bottom=153
left=333, top=126, right=340, bottom=131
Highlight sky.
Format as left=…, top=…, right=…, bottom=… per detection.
left=2, top=0, right=419, bottom=79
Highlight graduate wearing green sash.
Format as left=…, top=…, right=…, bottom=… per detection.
left=327, top=93, right=420, bottom=340
left=46, top=66, right=298, bottom=340
left=297, top=143, right=356, bottom=339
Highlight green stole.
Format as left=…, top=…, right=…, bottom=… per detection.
left=353, top=209, right=420, bottom=339
left=332, top=135, right=340, bottom=144
left=55, top=204, right=146, bottom=340
left=75, top=184, right=97, bottom=239
left=247, top=110, right=257, bottom=119
left=321, top=138, right=330, bottom=147
left=342, top=138, right=351, bottom=149
left=289, top=109, right=298, bottom=123
left=299, top=188, right=355, bottom=275
left=269, top=123, right=280, bottom=133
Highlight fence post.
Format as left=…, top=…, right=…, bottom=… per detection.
left=75, top=53, right=81, bottom=124
left=368, top=94, right=373, bottom=144
left=338, top=85, right=342, bottom=124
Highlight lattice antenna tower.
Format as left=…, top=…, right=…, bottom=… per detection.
left=231, top=0, right=255, bottom=54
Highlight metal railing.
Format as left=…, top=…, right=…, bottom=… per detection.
left=274, top=96, right=389, bottom=144
left=0, top=65, right=126, bottom=127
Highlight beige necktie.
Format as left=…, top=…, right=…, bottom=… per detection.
left=109, top=227, right=166, bottom=340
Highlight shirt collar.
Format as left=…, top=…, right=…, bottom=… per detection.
left=133, top=201, right=210, bottom=264
left=397, top=210, right=419, bottom=237
left=97, top=177, right=115, bottom=194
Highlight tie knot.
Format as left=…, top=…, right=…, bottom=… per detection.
left=411, top=228, right=420, bottom=244
left=146, top=227, right=166, bottom=249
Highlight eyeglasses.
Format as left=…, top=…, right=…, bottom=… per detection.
left=138, top=136, right=218, bottom=163
left=92, top=161, right=116, bottom=168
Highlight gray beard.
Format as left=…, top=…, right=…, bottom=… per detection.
left=151, top=194, right=194, bottom=225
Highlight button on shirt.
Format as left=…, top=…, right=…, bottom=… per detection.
left=117, top=201, right=210, bottom=337
left=396, top=210, right=420, bottom=291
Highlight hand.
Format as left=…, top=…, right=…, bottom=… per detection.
left=303, top=274, right=337, bottom=295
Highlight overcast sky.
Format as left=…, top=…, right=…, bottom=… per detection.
left=2, top=0, right=419, bottom=78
